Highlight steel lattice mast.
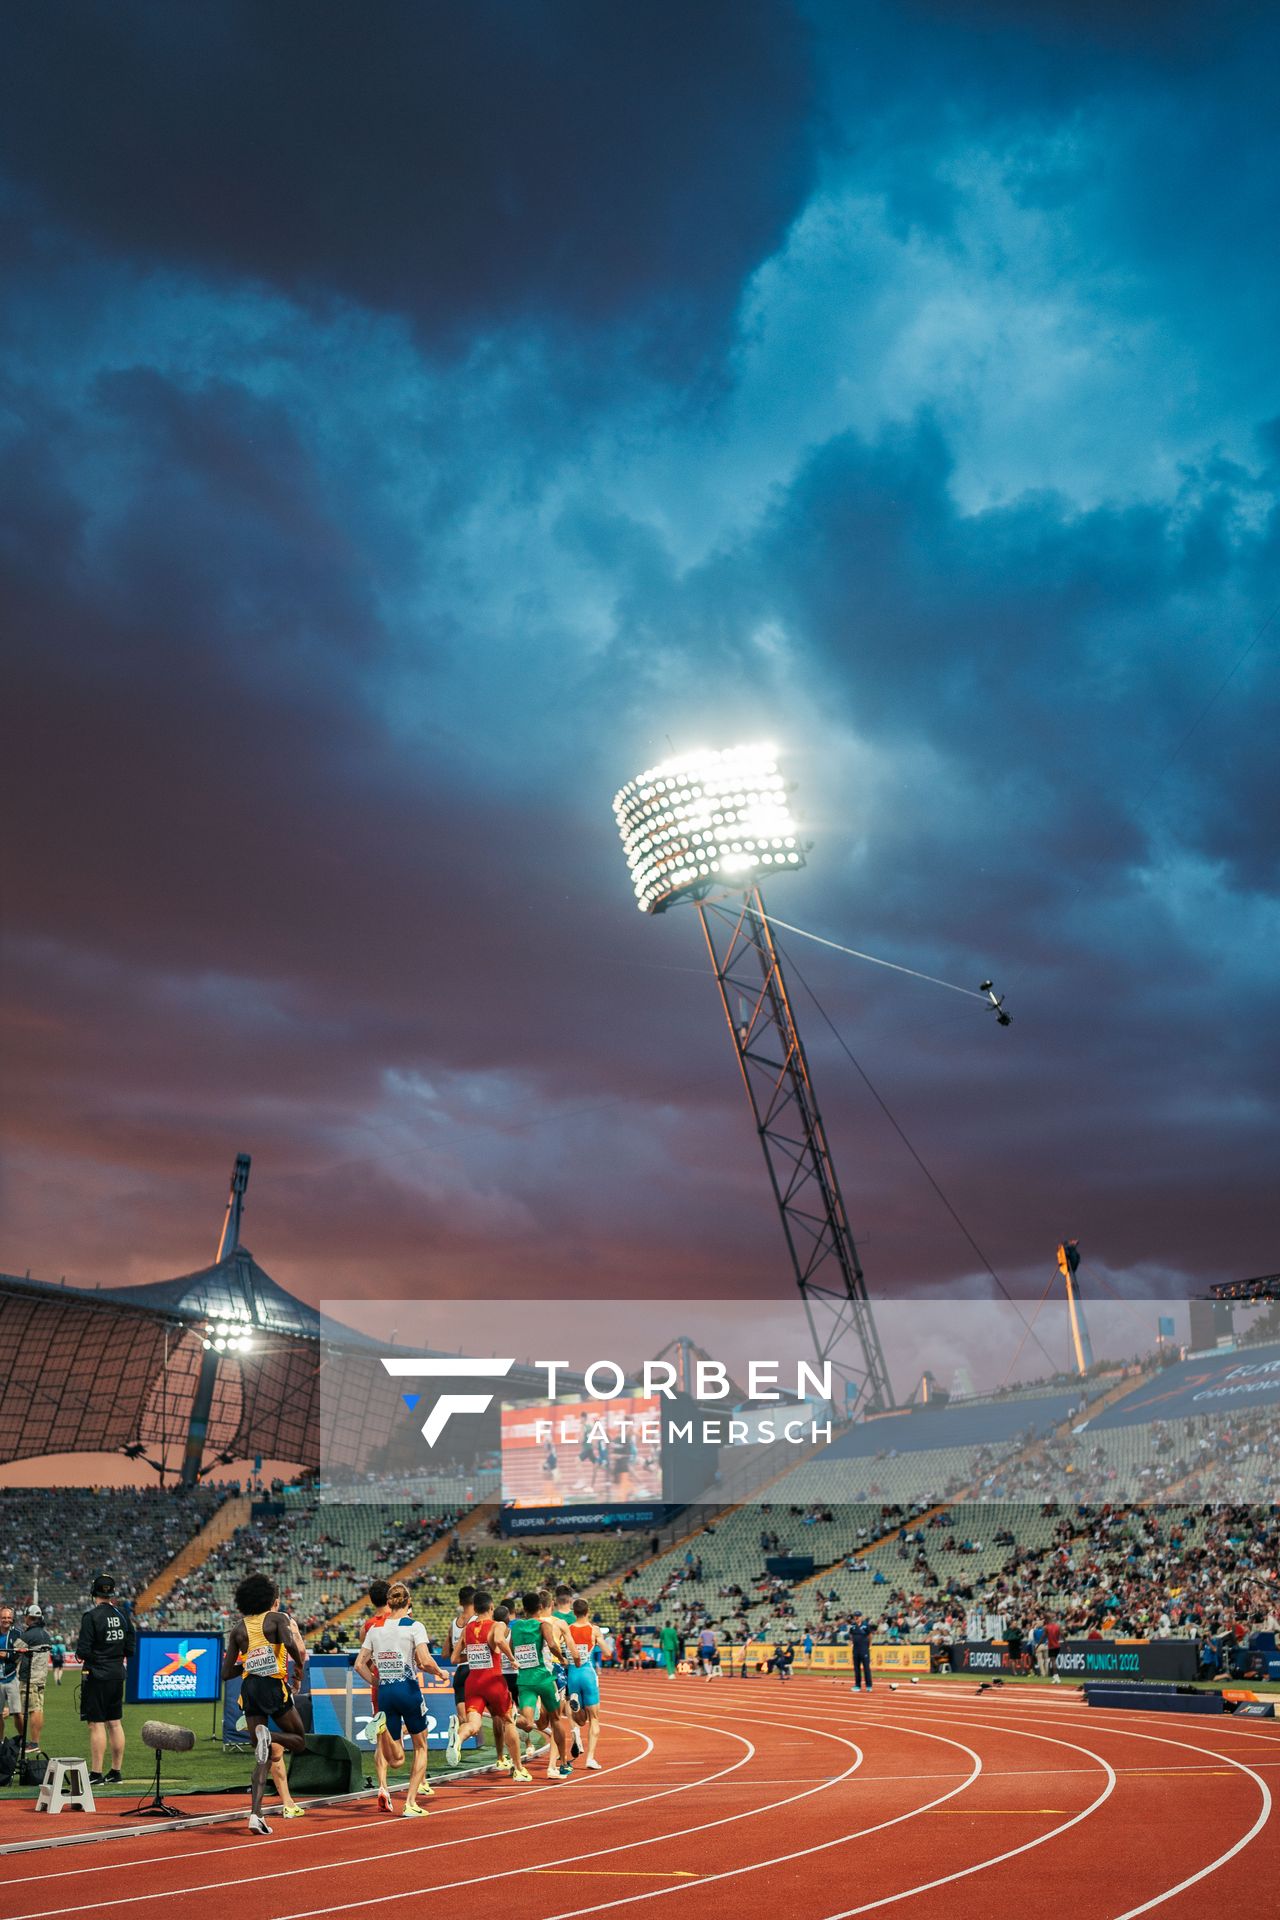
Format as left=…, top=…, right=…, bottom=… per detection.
left=613, top=743, right=894, bottom=1417
left=697, top=887, right=893, bottom=1416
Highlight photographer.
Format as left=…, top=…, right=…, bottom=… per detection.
left=13, top=1604, right=52, bottom=1750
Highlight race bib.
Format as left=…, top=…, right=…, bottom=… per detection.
left=243, top=1645, right=277, bottom=1676
left=513, top=1643, right=538, bottom=1667
left=466, top=1642, right=493, bottom=1668
left=375, top=1651, right=407, bottom=1680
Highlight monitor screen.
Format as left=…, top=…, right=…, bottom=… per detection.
left=130, top=1630, right=224, bottom=1704
left=500, top=1394, right=664, bottom=1506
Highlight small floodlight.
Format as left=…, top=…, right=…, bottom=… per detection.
left=613, top=743, right=805, bottom=914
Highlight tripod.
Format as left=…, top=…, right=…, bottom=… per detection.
left=126, top=1743, right=191, bottom=1819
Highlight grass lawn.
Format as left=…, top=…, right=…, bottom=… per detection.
left=1, top=1678, right=498, bottom=1799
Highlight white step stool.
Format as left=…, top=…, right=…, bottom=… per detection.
left=36, top=1758, right=96, bottom=1814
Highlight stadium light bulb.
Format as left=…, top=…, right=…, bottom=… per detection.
left=613, top=742, right=806, bottom=913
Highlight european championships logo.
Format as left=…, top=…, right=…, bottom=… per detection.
left=380, top=1356, right=834, bottom=1450
left=152, top=1639, right=207, bottom=1694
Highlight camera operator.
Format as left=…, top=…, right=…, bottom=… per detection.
left=76, top=1575, right=135, bottom=1785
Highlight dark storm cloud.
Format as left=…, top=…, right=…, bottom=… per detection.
left=0, top=0, right=814, bottom=365
left=1, top=1, right=1278, bottom=1318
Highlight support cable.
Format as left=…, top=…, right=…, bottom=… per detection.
left=779, top=941, right=1060, bottom=1378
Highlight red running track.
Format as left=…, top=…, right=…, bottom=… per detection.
left=1, top=1675, right=1276, bottom=1920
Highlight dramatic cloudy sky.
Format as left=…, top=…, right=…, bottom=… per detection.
left=2, top=1, right=1277, bottom=1345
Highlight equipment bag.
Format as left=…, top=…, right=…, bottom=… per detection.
left=286, top=1736, right=365, bottom=1795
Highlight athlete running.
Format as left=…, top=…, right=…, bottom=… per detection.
left=492, top=1603, right=547, bottom=1770
left=445, top=1590, right=526, bottom=1777
left=222, top=1574, right=310, bottom=1836
left=566, top=1598, right=609, bottom=1770
left=511, top=1591, right=574, bottom=1780
left=550, top=1585, right=583, bottom=1767
left=444, top=1584, right=475, bottom=1760
left=355, top=1581, right=447, bottom=1817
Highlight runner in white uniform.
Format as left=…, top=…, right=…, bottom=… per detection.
left=445, top=1586, right=476, bottom=1758
left=355, top=1583, right=448, bottom=1816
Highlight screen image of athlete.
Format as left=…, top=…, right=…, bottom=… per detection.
left=566, top=1599, right=609, bottom=1771
left=511, top=1593, right=574, bottom=1780
left=356, top=1580, right=447, bottom=1817
left=446, top=1591, right=526, bottom=1777
left=222, top=1573, right=310, bottom=1836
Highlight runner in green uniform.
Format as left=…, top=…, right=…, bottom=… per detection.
left=511, top=1594, right=573, bottom=1780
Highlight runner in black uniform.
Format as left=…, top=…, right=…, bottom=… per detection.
left=222, top=1573, right=309, bottom=1836
left=76, top=1575, right=136, bottom=1784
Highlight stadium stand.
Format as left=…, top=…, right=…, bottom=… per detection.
left=0, top=1484, right=229, bottom=1614
left=144, top=1494, right=464, bottom=1633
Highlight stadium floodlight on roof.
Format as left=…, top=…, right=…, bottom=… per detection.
left=613, top=743, right=894, bottom=1418
left=613, top=742, right=805, bottom=915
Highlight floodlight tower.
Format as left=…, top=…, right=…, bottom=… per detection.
left=613, top=744, right=895, bottom=1416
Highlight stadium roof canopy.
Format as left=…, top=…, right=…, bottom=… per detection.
left=0, top=1248, right=574, bottom=1477
left=0, top=1248, right=323, bottom=1470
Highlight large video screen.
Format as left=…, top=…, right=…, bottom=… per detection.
left=501, top=1396, right=664, bottom=1506
left=129, top=1630, right=224, bottom=1704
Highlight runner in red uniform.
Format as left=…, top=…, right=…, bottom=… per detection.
left=446, top=1590, right=526, bottom=1776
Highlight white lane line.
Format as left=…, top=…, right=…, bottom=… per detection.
left=272, top=1712, right=867, bottom=1920
left=0, top=1728, right=664, bottom=1891
left=827, top=1700, right=1275, bottom=1920
left=889, top=1700, right=1276, bottom=1920
left=538, top=1714, right=1116, bottom=1920
left=0, top=1720, right=669, bottom=1918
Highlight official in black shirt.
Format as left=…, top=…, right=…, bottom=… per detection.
left=76, top=1575, right=136, bottom=1784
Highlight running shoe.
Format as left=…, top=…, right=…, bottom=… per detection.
left=88, top=1772, right=105, bottom=1786
left=403, top=1801, right=428, bottom=1818
left=104, top=1768, right=123, bottom=1783
left=511, top=1765, right=533, bottom=1783
left=496, top=1752, right=513, bottom=1772
left=248, top=1814, right=272, bottom=1836
left=377, top=1788, right=394, bottom=1814
left=445, top=1716, right=462, bottom=1767
left=255, top=1724, right=272, bottom=1767
left=235, top=1714, right=248, bottom=1733
left=585, top=1757, right=602, bottom=1771
left=367, top=1710, right=387, bottom=1744
left=282, top=1804, right=306, bottom=1819
left=551, top=1764, right=573, bottom=1781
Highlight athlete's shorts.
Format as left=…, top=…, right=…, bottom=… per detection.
left=379, top=1681, right=427, bottom=1741
left=241, top=1673, right=292, bottom=1723
left=566, top=1662, right=599, bottom=1710
left=1, top=1677, right=20, bottom=1714
left=79, top=1669, right=125, bottom=1723
left=452, top=1665, right=468, bottom=1707
left=517, top=1669, right=561, bottom=1720
left=464, top=1670, right=511, bottom=1718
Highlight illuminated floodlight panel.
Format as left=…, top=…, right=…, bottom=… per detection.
left=613, top=742, right=805, bottom=914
